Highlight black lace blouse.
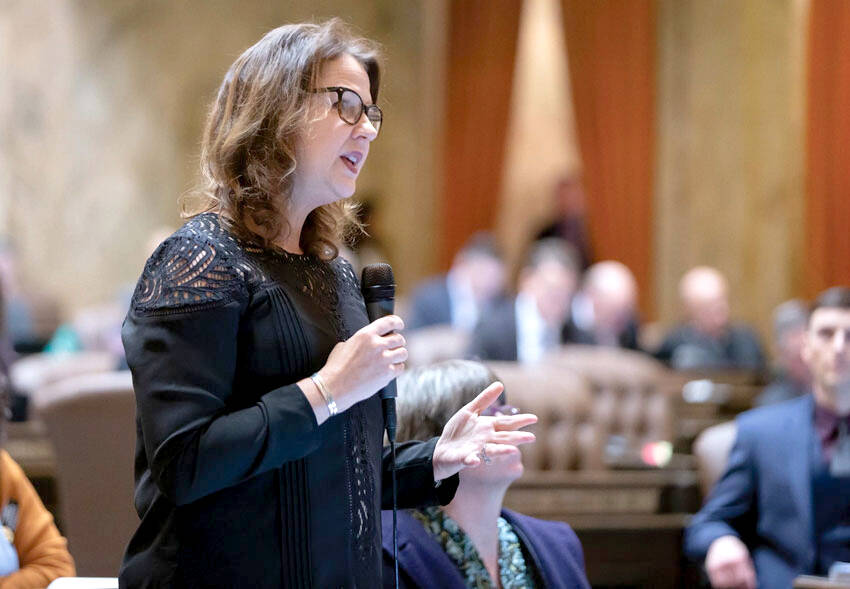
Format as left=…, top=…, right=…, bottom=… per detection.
left=119, top=213, right=456, bottom=588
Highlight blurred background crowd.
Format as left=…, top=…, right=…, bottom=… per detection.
left=1, top=0, right=849, bottom=587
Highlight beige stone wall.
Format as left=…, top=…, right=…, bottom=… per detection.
left=0, top=1, right=441, bottom=315
left=654, top=0, right=808, bottom=340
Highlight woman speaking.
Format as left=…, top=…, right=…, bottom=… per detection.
left=119, top=19, right=536, bottom=588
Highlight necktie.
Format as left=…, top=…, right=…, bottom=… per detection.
left=830, top=419, right=850, bottom=477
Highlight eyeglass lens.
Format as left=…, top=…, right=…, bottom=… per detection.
left=338, top=89, right=382, bottom=132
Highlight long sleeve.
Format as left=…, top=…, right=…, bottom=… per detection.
left=0, top=451, right=74, bottom=588
left=684, top=423, right=756, bottom=562
left=124, top=232, right=324, bottom=507
left=382, top=439, right=458, bottom=509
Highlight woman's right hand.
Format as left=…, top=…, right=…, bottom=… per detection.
left=314, top=315, right=407, bottom=415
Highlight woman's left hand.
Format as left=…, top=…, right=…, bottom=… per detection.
left=431, top=381, right=538, bottom=482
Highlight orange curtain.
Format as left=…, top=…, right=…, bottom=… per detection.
left=440, top=0, right=522, bottom=267
left=560, top=0, right=656, bottom=314
left=805, top=1, right=850, bottom=295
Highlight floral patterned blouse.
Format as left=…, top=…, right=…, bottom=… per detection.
left=411, top=507, right=538, bottom=589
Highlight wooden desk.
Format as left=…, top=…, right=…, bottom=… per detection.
left=505, top=470, right=702, bottom=588
left=505, top=469, right=700, bottom=518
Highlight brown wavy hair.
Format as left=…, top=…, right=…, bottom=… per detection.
left=184, top=19, right=381, bottom=259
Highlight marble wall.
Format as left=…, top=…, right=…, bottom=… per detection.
left=0, top=0, right=443, bottom=314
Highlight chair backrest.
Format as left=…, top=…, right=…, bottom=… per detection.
left=545, top=345, right=676, bottom=446
left=485, top=361, right=599, bottom=470
left=32, top=371, right=137, bottom=576
left=692, top=420, right=738, bottom=498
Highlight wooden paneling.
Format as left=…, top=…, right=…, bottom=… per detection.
left=654, top=0, right=808, bottom=334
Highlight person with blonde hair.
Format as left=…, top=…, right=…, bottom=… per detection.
left=120, top=20, right=535, bottom=588
left=383, top=360, right=589, bottom=589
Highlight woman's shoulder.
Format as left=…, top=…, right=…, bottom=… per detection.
left=330, top=254, right=361, bottom=291
left=501, top=508, right=582, bottom=550
left=129, top=213, right=265, bottom=316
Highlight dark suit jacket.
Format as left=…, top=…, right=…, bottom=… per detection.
left=564, top=317, right=641, bottom=351
left=407, top=277, right=452, bottom=330
left=467, top=298, right=519, bottom=361
left=655, top=323, right=766, bottom=373
left=381, top=508, right=590, bottom=589
left=684, top=395, right=819, bottom=588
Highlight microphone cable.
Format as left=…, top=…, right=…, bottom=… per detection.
left=384, top=396, right=399, bottom=589
left=389, top=433, right=399, bottom=589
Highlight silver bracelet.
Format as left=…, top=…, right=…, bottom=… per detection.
left=310, top=372, right=338, bottom=417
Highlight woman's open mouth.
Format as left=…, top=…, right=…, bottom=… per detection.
left=340, top=152, right=362, bottom=174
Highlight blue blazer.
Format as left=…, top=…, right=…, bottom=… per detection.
left=407, top=277, right=453, bottom=330
left=381, top=508, right=590, bottom=589
left=684, top=395, right=817, bottom=588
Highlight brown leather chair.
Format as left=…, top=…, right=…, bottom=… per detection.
left=32, top=371, right=137, bottom=576
left=692, top=420, right=738, bottom=498
left=545, top=345, right=676, bottom=448
left=485, top=361, right=600, bottom=470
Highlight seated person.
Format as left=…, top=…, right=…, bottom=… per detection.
left=468, top=239, right=580, bottom=363
left=684, top=287, right=850, bottom=588
left=382, top=359, right=589, bottom=589
left=407, top=233, right=506, bottom=332
left=567, top=260, right=640, bottom=349
left=655, top=266, right=765, bottom=373
left=534, top=174, right=592, bottom=269
left=754, top=298, right=811, bottom=406
left=0, top=377, right=75, bottom=586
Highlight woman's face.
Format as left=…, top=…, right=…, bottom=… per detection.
left=291, top=54, right=378, bottom=212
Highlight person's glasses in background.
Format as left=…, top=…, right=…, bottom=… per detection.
left=481, top=404, right=520, bottom=417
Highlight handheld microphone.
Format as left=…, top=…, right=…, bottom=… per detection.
left=361, top=262, right=401, bottom=589
left=361, top=263, right=398, bottom=442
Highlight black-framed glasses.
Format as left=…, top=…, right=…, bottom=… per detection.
left=310, top=86, right=383, bottom=135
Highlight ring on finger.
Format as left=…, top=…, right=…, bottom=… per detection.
left=478, top=445, right=492, bottom=465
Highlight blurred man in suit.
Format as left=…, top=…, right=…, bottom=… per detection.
left=755, top=298, right=811, bottom=406
left=407, top=233, right=506, bottom=332
left=567, top=260, right=640, bottom=350
left=655, top=266, right=765, bottom=373
left=685, top=286, right=850, bottom=588
left=468, top=238, right=579, bottom=363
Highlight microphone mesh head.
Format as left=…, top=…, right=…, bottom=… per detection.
left=361, top=263, right=395, bottom=289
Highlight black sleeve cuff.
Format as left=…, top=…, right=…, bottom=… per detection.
left=382, top=438, right=459, bottom=509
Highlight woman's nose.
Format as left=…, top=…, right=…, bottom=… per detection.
left=354, top=113, right=378, bottom=141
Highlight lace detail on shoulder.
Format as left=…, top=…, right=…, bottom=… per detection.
left=131, top=213, right=271, bottom=316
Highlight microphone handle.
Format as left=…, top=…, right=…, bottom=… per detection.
left=365, top=298, right=398, bottom=401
